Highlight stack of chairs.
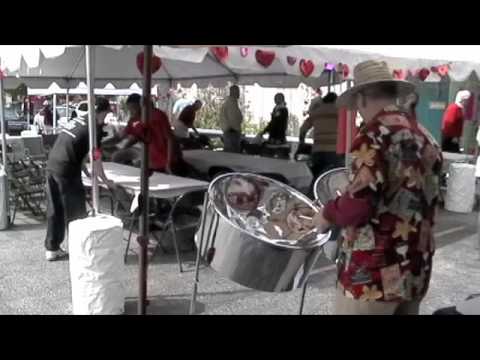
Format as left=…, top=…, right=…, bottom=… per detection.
left=0, top=134, right=54, bottom=224
left=7, top=154, right=47, bottom=223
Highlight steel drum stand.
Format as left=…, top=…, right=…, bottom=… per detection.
left=298, top=280, right=309, bottom=315
left=189, top=194, right=219, bottom=315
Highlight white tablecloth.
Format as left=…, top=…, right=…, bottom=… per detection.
left=183, top=150, right=313, bottom=191
left=83, top=162, right=209, bottom=211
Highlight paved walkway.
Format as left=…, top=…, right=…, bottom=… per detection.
left=0, top=209, right=478, bottom=315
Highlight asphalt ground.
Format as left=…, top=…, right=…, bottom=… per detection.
left=0, top=207, right=478, bottom=315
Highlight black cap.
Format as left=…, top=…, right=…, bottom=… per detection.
left=96, top=97, right=111, bottom=113
left=126, top=93, right=142, bottom=105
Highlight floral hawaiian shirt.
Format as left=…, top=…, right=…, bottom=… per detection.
left=323, top=106, right=443, bottom=302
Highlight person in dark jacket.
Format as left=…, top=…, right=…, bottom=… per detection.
left=44, top=97, right=114, bottom=261
left=258, top=93, right=289, bottom=145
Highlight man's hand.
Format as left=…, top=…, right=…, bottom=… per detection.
left=312, top=209, right=332, bottom=234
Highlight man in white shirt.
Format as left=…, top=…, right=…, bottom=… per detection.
left=220, top=85, right=243, bottom=153
left=172, top=90, right=193, bottom=121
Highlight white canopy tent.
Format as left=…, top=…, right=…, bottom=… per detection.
left=27, top=82, right=144, bottom=97
left=285, top=45, right=480, bottom=83
left=2, top=45, right=342, bottom=90
left=4, top=44, right=480, bottom=314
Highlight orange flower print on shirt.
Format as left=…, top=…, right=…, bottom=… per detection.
left=352, top=143, right=376, bottom=168
left=393, top=219, right=418, bottom=241
left=359, top=285, right=383, bottom=301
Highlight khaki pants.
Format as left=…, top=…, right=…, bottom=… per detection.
left=335, top=287, right=421, bottom=315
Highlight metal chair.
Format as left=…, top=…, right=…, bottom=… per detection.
left=150, top=189, right=206, bottom=273
left=7, top=156, right=47, bottom=223
left=299, top=167, right=349, bottom=315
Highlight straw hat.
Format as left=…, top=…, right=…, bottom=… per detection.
left=337, top=60, right=415, bottom=109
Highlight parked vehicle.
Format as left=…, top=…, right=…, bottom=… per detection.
left=4, top=106, right=29, bottom=135
left=55, top=105, right=77, bottom=128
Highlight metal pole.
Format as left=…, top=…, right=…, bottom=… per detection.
left=298, top=280, right=309, bottom=315
left=328, top=71, right=332, bottom=93
left=138, top=45, right=153, bottom=315
left=0, top=59, right=8, bottom=169
left=53, top=93, right=57, bottom=129
left=26, top=97, right=31, bottom=125
left=0, top=58, right=10, bottom=228
left=189, top=194, right=210, bottom=315
left=86, top=45, right=99, bottom=215
left=345, top=80, right=353, bottom=168
left=66, top=88, right=70, bottom=119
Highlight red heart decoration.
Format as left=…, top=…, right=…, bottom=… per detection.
left=211, top=47, right=229, bottom=62
left=136, top=52, right=162, bottom=75
left=342, top=64, right=350, bottom=78
left=416, top=68, right=430, bottom=81
left=438, top=65, right=449, bottom=77
left=299, top=59, right=315, bottom=77
left=240, top=47, right=249, bottom=57
left=255, top=50, right=276, bottom=68
left=287, top=56, right=297, bottom=66
left=393, top=69, right=405, bottom=80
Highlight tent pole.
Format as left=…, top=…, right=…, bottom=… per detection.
left=26, top=96, right=31, bottom=125
left=0, top=59, right=9, bottom=228
left=53, top=93, right=57, bottom=129
left=328, top=71, right=332, bottom=93
left=0, top=62, right=8, bottom=170
left=66, top=87, right=70, bottom=120
left=86, top=45, right=99, bottom=215
left=138, top=45, right=153, bottom=315
left=345, top=80, right=353, bottom=168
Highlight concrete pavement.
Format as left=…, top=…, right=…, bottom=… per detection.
left=0, top=208, right=478, bottom=315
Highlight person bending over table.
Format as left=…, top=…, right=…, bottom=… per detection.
left=44, top=97, right=114, bottom=261
left=111, top=93, right=189, bottom=177
left=173, top=100, right=202, bottom=139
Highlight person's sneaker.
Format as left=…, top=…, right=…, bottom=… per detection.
left=45, top=249, right=69, bottom=261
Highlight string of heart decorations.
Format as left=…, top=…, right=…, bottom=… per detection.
left=135, top=47, right=350, bottom=79
left=392, top=64, right=451, bottom=81
left=135, top=47, right=451, bottom=82
left=211, top=46, right=349, bottom=79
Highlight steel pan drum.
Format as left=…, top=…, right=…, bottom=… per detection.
left=313, top=167, right=349, bottom=262
left=195, top=173, right=330, bottom=293
left=313, top=167, right=349, bottom=206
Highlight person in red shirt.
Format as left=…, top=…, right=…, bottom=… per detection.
left=313, top=60, right=443, bottom=315
left=441, top=90, right=471, bottom=153
left=113, top=93, right=185, bottom=175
